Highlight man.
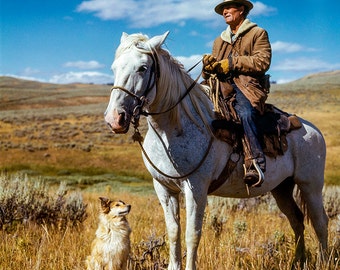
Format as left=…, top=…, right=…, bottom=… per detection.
left=203, top=0, right=272, bottom=187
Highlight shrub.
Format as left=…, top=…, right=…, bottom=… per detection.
left=0, top=173, right=87, bottom=231
left=130, top=233, right=168, bottom=269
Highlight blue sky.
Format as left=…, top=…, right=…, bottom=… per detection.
left=1, top=0, right=340, bottom=84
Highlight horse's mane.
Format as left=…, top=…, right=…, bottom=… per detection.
left=116, top=33, right=214, bottom=133
left=154, top=49, right=214, bottom=133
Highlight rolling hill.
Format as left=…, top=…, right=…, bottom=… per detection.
left=0, top=71, right=339, bottom=185
left=1, top=70, right=339, bottom=114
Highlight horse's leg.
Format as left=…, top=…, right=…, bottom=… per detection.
left=298, top=182, right=328, bottom=258
left=183, top=181, right=207, bottom=270
left=153, top=179, right=182, bottom=270
left=271, top=177, right=306, bottom=264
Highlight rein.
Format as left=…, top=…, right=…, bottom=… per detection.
left=145, top=74, right=201, bottom=116
left=110, top=57, right=202, bottom=118
left=138, top=122, right=214, bottom=180
left=111, top=52, right=212, bottom=179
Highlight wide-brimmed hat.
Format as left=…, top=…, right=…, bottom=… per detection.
left=215, top=0, right=253, bottom=15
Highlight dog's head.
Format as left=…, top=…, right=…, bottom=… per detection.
left=99, top=197, right=131, bottom=218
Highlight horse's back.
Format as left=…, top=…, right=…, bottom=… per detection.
left=289, top=117, right=326, bottom=157
left=287, top=117, right=326, bottom=185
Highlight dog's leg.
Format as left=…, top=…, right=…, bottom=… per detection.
left=85, top=256, right=100, bottom=270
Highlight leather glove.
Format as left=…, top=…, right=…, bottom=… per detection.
left=202, top=54, right=217, bottom=73
left=212, top=59, right=229, bottom=74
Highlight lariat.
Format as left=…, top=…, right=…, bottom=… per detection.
left=208, top=74, right=221, bottom=113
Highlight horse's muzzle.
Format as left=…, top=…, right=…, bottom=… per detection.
left=104, top=109, right=131, bottom=134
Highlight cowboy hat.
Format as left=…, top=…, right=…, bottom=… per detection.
left=215, top=0, right=253, bottom=15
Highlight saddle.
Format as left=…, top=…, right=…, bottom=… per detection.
left=212, top=104, right=302, bottom=158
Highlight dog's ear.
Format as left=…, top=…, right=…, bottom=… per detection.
left=99, top=197, right=111, bottom=214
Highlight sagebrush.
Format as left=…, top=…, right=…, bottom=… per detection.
left=0, top=173, right=87, bottom=230
left=0, top=175, right=339, bottom=269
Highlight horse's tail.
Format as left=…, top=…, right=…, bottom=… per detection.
left=295, top=187, right=310, bottom=223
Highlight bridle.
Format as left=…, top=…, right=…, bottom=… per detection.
left=111, top=47, right=202, bottom=119
left=110, top=46, right=160, bottom=120
left=109, top=47, right=212, bottom=180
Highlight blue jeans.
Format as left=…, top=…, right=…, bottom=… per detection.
left=232, top=84, right=266, bottom=171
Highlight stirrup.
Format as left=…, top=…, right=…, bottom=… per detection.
left=243, top=159, right=264, bottom=188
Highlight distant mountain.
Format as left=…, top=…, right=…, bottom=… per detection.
left=0, top=76, right=108, bottom=90
left=1, top=70, right=340, bottom=104
left=0, top=76, right=109, bottom=115
left=271, top=70, right=340, bottom=92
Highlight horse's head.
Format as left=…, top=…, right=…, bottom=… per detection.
left=104, top=31, right=169, bottom=134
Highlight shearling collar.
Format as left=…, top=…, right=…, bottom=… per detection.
left=221, top=19, right=257, bottom=43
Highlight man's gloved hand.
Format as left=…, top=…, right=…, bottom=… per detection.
left=212, top=59, right=229, bottom=74
left=202, top=54, right=217, bottom=73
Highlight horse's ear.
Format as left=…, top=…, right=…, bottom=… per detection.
left=121, top=32, right=129, bottom=43
left=147, top=31, right=170, bottom=49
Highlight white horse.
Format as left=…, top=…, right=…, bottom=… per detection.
left=104, top=32, right=328, bottom=270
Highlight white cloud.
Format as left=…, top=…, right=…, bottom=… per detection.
left=175, top=54, right=203, bottom=79
left=63, top=60, right=105, bottom=69
left=275, top=78, right=292, bottom=84
left=272, top=57, right=340, bottom=72
left=271, top=41, right=304, bottom=53
left=271, top=41, right=316, bottom=53
left=252, top=1, right=277, bottom=16
left=52, top=55, right=203, bottom=84
left=3, top=68, right=45, bottom=82
left=22, top=67, right=40, bottom=76
left=77, top=0, right=276, bottom=28
left=49, top=71, right=112, bottom=84
left=3, top=71, right=113, bottom=85
left=176, top=55, right=202, bottom=69
left=3, top=73, right=47, bottom=83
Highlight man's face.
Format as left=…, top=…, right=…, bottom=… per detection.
left=222, top=5, right=245, bottom=26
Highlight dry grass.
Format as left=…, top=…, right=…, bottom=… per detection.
left=0, top=76, right=339, bottom=185
left=0, top=113, right=149, bottom=180
left=1, top=183, right=339, bottom=270
left=0, top=74, right=339, bottom=268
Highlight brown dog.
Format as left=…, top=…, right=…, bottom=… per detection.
left=86, top=197, right=131, bottom=270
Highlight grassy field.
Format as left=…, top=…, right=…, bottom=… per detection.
left=0, top=173, right=339, bottom=270
left=0, top=73, right=339, bottom=185
left=0, top=72, right=339, bottom=269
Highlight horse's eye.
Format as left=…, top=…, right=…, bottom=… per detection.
left=137, top=65, right=148, bottom=73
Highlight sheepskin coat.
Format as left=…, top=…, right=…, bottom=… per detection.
left=211, top=19, right=272, bottom=114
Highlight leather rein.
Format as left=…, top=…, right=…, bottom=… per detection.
left=110, top=49, right=214, bottom=180
left=110, top=47, right=238, bottom=192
